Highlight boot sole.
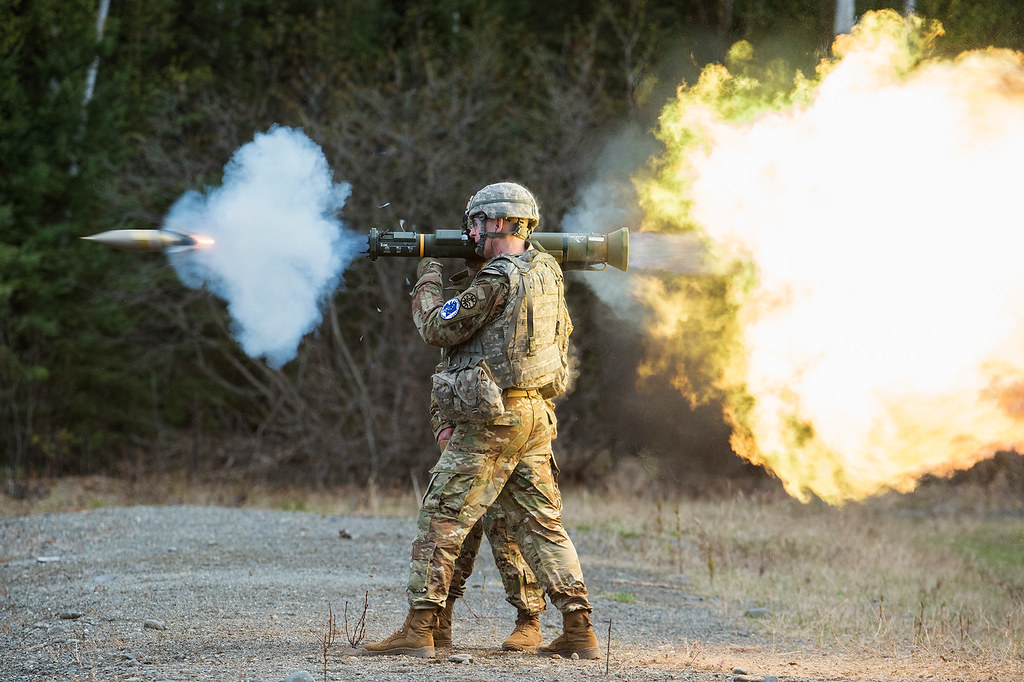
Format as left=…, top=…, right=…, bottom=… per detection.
left=364, top=645, right=435, bottom=658
left=538, top=646, right=600, bottom=660
left=501, top=643, right=539, bottom=652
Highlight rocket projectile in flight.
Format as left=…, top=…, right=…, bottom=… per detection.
left=81, top=229, right=214, bottom=253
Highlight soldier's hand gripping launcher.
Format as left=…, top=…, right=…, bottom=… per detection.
left=367, top=227, right=629, bottom=271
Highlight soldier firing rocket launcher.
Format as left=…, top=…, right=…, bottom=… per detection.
left=83, top=225, right=629, bottom=271
left=367, top=226, right=629, bottom=271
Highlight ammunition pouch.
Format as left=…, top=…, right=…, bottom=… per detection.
left=431, top=360, right=505, bottom=424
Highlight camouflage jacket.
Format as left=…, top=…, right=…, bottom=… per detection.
left=416, top=264, right=491, bottom=439
left=413, top=249, right=566, bottom=438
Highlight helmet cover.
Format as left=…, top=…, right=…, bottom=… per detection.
left=465, top=182, right=540, bottom=239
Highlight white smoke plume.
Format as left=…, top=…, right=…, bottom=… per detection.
left=561, top=128, right=709, bottom=322
left=167, top=126, right=360, bottom=368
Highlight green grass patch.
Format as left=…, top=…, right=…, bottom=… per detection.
left=952, top=523, right=1024, bottom=569
left=604, top=591, right=639, bottom=604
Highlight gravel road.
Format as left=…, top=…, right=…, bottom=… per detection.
left=1, top=505, right=837, bottom=681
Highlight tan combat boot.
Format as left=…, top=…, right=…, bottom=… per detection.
left=537, top=609, right=600, bottom=659
left=501, top=610, right=542, bottom=652
left=432, top=597, right=456, bottom=648
left=363, top=607, right=437, bottom=658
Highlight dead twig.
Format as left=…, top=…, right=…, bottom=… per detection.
left=605, top=617, right=613, bottom=676
left=480, top=569, right=488, bottom=617
left=343, top=592, right=369, bottom=646
left=317, top=601, right=337, bottom=682
left=460, top=572, right=488, bottom=619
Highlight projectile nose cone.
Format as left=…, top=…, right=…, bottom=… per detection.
left=82, top=230, right=124, bottom=244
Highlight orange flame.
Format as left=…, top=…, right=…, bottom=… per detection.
left=635, top=10, right=1024, bottom=503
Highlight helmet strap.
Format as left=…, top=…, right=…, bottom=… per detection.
left=474, top=230, right=513, bottom=258
left=473, top=218, right=526, bottom=258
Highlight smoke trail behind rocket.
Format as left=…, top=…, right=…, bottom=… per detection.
left=165, top=126, right=361, bottom=369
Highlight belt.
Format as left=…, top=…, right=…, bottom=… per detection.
left=504, top=388, right=540, bottom=399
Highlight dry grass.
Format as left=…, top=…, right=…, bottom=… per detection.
left=566, top=483, right=1024, bottom=678
left=4, top=472, right=1023, bottom=679
left=0, top=473, right=420, bottom=519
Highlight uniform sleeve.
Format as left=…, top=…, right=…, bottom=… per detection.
left=411, top=260, right=511, bottom=348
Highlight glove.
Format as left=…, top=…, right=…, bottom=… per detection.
left=416, top=257, right=442, bottom=281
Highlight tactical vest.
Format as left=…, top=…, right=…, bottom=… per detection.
left=447, top=249, right=570, bottom=397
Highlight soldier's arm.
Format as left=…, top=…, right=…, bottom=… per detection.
left=411, top=258, right=509, bottom=348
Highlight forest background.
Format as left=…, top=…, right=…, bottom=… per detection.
left=4, top=0, right=1024, bottom=496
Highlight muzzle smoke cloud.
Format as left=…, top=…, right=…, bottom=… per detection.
left=167, top=126, right=360, bottom=368
left=562, top=128, right=710, bottom=321
left=635, top=10, right=1024, bottom=503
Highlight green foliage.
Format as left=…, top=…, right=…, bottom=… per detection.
left=2, top=0, right=131, bottom=470
left=953, top=524, right=1024, bottom=570
left=4, top=0, right=1024, bottom=483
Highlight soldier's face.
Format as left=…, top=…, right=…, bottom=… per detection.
left=468, top=214, right=487, bottom=241
left=470, top=216, right=503, bottom=259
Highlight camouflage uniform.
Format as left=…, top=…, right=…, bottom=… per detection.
left=408, top=249, right=591, bottom=614
left=430, top=268, right=546, bottom=616
left=447, top=500, right=547, bottom=614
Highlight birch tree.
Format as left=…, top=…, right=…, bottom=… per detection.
left=835, top=0, right=855, bottom=36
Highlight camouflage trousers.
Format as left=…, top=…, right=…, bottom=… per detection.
left=448, top=504, right=547, bottom=615
left=408, top=394, right=591, bottom=614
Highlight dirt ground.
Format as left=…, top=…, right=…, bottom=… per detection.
left=0, top=505, right=1008, bottom=681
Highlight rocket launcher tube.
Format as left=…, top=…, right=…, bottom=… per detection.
left=367, top=227, right=628, bottom=271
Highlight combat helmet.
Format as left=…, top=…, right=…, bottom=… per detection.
left=465, top=182, right=540, bottom=240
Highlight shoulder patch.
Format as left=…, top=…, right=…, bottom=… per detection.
left=460, top=292, right=478, bottom=310
left=440, top=297, right=461, bottom=320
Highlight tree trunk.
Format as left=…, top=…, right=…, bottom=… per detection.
left=834, top=0, right=855, bottom=36
left=82, top=0, right=111, bottom=108
left=73, top=0, right=111, bottom=176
